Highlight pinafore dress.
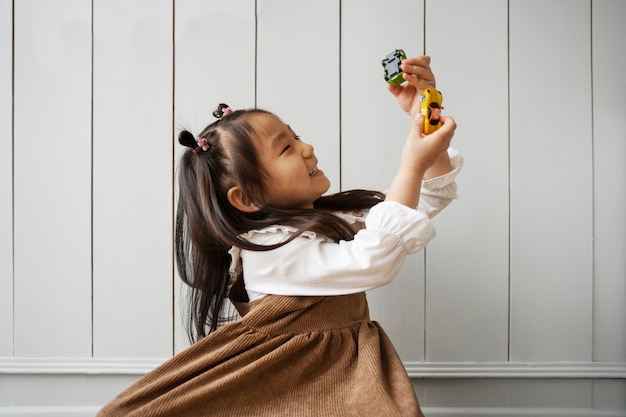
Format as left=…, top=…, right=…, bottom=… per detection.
left=97, top=293, right=424, bottom=417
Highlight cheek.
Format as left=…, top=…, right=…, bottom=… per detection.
left=261, top=166, right=301, bottom=196
left=272, top=162, right=306, bottom=182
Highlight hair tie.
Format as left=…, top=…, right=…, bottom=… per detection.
left=213, top=103, right=233, bottom=119
left=193, top=137, right=209, bottom=153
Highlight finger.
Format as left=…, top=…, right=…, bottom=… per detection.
left=400, top=60, right=430, bottom=74
left=401, top=57, right=435, bottom=84
left=411, top=113, right=425, bottom=136
left=435, top=116, right=457, bottom=135
left=401, top=64, right=435, bottom=84
left=439, top=116, right=456, bottom=129
left=423, top=116, right=456, bottom=156
left=402, top=55, right=431, bottom=66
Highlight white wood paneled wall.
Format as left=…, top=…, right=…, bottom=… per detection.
left=509, top=0, right=594, bottom=363
left=12, top=0, right=93, bottom=358
left=92, top=0, right=174, bottom=360
left=1, top=0, right=625, bottom=416
left=0, top=0, right=13, bottom=359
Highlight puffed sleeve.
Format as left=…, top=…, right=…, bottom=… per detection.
left=237, top=201, right=435, bottom=298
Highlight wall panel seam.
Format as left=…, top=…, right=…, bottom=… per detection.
left=10, top=0, right=15, bottom=359
left=90, top=0, right=95, bottom=360
left=506, top=0, right=512, bottom=364
left=171, top=0, right=176, bottom=358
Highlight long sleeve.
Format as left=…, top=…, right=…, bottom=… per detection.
left=237, top=202, right=435, bottom=300
left=230, top=148, right=463, bottom=300
left=418, top=148, right=464, bottom=218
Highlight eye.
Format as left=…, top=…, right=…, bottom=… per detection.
left=294, top=135, right=301, bottom=141
left=280, top=144, right=291, bottom=155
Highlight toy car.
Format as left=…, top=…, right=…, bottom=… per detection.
left=420, top=88, right=443, bottom=134
left=382, top=49, right=407, bottom=85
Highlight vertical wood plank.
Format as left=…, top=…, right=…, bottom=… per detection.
left=341, top=0, right=424, bottom=192
left=174, top=0, right=256, bottom=135
left=341, top=0, right=425, bottom=361
left=509, top=0, right=593, bottom=361
left=0, top=0, right=13, bottom=356
left=13, top=0, right=92, bottom=357
left=174, top=0, right=256, bottom=353
left=591, top=0, right=626, bottom=362
left=92, top=0, right=174, bottom=358
left=424, top=0, right=509, bottom=362
left=256, top=0, right=341, bottom=193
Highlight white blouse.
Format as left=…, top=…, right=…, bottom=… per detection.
left=229, top=148, right=463, bottom=301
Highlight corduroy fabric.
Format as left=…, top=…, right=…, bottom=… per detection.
left=97, top=293, right=424, bottom=417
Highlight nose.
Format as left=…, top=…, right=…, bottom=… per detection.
left=301, top=141, right=314, bottom=158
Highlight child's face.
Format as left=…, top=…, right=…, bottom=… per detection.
left=251, top=113, right=330, bottom=209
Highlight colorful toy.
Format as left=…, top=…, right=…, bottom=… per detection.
left=382, top=49, right=407, bottom=85
left=420, top=88, right=443, bottom=134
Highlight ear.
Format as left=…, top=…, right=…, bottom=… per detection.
left=227, top=186, right=261, bottom=213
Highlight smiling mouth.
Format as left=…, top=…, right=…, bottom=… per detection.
left=309, top=168, right=319, bottom=176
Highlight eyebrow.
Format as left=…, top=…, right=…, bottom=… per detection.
left=269, top=125, right=294, bottom=149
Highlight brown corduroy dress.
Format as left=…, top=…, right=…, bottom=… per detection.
left=97, top=292, right=424, bottom=417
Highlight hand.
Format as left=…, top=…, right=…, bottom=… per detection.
left=385, top=113, right=456, bottom=208
left=403, top=113, right=455, bottom=175
left=387, top=55, right=436, bottom=117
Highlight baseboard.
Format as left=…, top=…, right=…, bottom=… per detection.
left=0, top=406, right=101, bottom=417
left=405, top=361, right=626, bottom=379
left=421, top=407, right=626, bottom=417
left=1, top=359, right=624, bottom=417
left=2, top=357, right=625, bottom=379
left=0, top=357, right=165, bottom=375
left=0, top=406, right=624, bottom=417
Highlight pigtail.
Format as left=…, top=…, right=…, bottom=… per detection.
left=176, top=126, right=238, bottom=342
left=179, top=130, right=198, bottom=149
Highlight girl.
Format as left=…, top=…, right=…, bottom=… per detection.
left=98, top=56, right=462, bottom=417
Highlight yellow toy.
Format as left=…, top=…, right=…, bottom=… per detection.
left=420, top=88, right=443, bottom=134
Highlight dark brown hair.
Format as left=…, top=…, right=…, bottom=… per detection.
left=176, top=107, right=384, bottom=341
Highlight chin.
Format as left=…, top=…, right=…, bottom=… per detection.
left=321, top=178, right=331, bottom=192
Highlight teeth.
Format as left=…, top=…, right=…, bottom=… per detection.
left=309, top=168, right=318, bottom=176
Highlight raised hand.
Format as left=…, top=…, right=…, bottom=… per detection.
left=387, top=56, right=436, bottom=117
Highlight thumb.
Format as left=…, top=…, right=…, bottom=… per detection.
left=411, top=112, right=425, bottom=136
